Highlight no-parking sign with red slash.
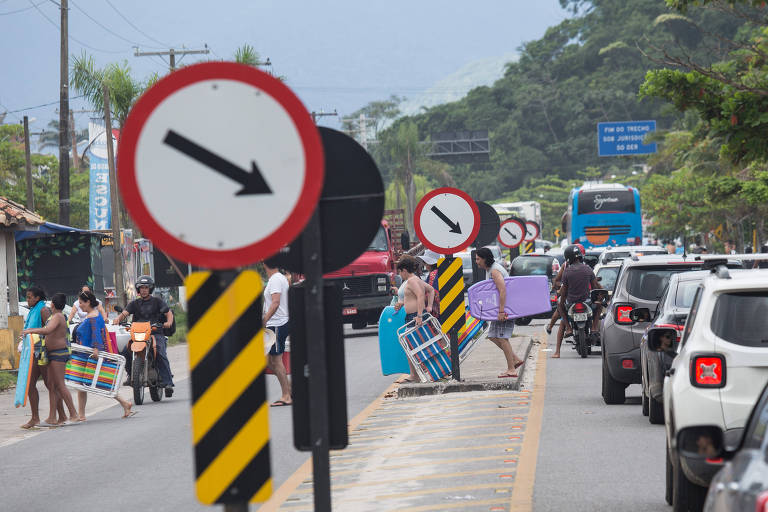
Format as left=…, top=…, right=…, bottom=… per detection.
left=497, top=219, right=525, bottom=249
left=118, top=61, right=324, bottom=269
left=414, top=187, right=480, bottom=255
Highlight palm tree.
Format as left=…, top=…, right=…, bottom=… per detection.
left=38, top=119, right=88, bottom=170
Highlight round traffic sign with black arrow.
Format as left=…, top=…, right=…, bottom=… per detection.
left=498, top=219, right=525, bottom=249
left=472, top=201, right=501, bottom=248
left=524, top=220, right=540, bottom=242
left=413, top=187, right=480, bottom=255
left=266, top=127, right=385, bottom=274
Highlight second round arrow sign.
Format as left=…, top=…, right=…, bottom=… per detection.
left=414, top=187, right=480, bottom=255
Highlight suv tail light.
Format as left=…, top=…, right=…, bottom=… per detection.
left=615, top=304, right=634, bottom=324
left=655, top=323, right=684, bottom=341
left=689, top=353, right=726, bottom=388
left=755, top=490, right=768, bottom=512
left=573, top=302, right=587, bottom=313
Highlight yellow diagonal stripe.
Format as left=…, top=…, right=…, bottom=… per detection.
left=186, top=271, right=212, bottom=300
left=442, top=306, right=465, bottom=333
left=438, top=258, right=463, bottom=288
left=440, top=281, right=465, bottom=312
left=188, top=271, right=263, bottom=370
left=196, top=403, right=270, bottom=504
left=250, top=479, right=273, bottom=504
left=191, top=331, right=266, bottom=444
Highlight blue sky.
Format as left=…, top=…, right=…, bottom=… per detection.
left=0, top=0, right=569, bottom=139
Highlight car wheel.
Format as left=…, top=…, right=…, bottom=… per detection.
left=514, top=317, right=532, bottom=326
left=602, top=358, right=626, bottom=404
left=641, top=387, right=649, bottom=417
left=649, top=395, right=664, bottom=425
left=672, top=450, right=707, bottom=512
left=665, top=439, right=673, bottom=506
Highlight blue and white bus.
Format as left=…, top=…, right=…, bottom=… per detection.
left=562, top=183, right=642, bottom=248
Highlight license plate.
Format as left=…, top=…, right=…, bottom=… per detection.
left=572, top=313, right=589, bottom=322
left=342, top=307, right=358, bottom=316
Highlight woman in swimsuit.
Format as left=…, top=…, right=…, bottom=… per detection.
left=393, top=255, right=435, bottom=384
left=23, top=293, right=79, bottom=424
left=74, top=290, right=134, bottom=420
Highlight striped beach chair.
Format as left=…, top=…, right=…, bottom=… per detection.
left=64, top=343, right=126, bottom=398
left=397, top=314, right=452, bottom=382
left=457, top=307, right=488, bottom=363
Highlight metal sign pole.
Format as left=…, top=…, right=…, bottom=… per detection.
left=301, top=211, right=332, bottom=512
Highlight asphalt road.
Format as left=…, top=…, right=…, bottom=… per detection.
left=526, top=319, right=669, bottom=512
left=0, top=325, right=395, bottom=512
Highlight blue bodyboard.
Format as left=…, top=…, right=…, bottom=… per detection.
left=378, top=306, right=409, bottom=375
left=14, top=334, right=35, bottom=408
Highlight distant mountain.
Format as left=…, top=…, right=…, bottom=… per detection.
left=399, top=53, right=518, bottom=117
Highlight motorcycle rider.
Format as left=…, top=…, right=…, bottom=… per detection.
left=552, top=244, right=601, bottom=358
left=113, top=276, right=175, bottom=396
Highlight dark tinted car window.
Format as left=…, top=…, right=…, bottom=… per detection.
left=745, top=394, right=768, bottom=449
left=584, top=255, right=599, bottom=268
left=511, top=256, right=551, bottom=276
left=674, top=281, right=701, bottom=308
left=597, top=267, right=619, bottom=292
left=711, top=292, right=768, bottom=347
left=604, top=251, right=631, bottom=263
left=625, top=266, right=700, bottom=301
left=681, top=287, right=702, bottom=347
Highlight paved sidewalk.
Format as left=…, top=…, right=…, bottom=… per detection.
left=0, top=343, right=189, bottom=447
left=397, top=334, right=533, bottom=397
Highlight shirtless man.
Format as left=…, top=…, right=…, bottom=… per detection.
left=393, top=255, right=435, bottom=383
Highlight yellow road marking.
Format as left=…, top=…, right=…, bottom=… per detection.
left=340, top=431, right=522, bottom=452
left=330, top=442, right=521, bottom=462
left=393, top=497, right=514, bottom=512
left=330, top=455, right=515, bottom=476
left=509, top=331, right=547, bottom=512
left=360, top=406, right=528, bottom=426
left=355, top=418, right=524, bottom=434
left=257, top=382, right=399, bottom=512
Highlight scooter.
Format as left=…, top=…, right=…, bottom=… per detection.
left=566, top=289, right=609, bottom=358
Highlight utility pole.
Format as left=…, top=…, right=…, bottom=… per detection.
left=58, top=0, right=71, bottom=225
left=103, top=84, right=126, bottom=307
left=342, top=114, right=376, bottom=150
left=70, top=109, right=78, bottom=170
left=134, top=46, right=210, bottom=73
left=23, top=116, right=34, bottom=211
left=311, top=109, right=337, bottom=124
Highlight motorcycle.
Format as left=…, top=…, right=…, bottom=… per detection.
left=566, top=289, right=609, bottom=358
left=124, top=319, right=167, bottom=405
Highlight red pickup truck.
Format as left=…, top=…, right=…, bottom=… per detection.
left=325, top=218, right=402, bottom=329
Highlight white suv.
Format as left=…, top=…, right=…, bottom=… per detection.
left=646, top=268, right=768, bottom=511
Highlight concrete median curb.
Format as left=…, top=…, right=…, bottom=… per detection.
left=396, top=336, right=534, bottom=398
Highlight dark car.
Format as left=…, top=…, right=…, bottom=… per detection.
left=681, top=381, right=768, bottom=511
left=638, top=271, right=709, bottom=424
left=600, top=255, right=709, bottom=405
left=584, top=249, right=604, bottom=269
left=509, top=254, right=558, bottom=325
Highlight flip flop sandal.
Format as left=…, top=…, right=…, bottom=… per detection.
left=38, top=421, right=60, bottom=428
left=545, top=326, right=552, bottom=334
left=270, top=400, right=292, bottom=407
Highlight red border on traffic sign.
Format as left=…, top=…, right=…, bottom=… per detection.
left=498, top=219, right=525, bottom=248
left=118, top=62, right=324, bottom=269
left=524, top=221, right=540, bottom=242
left=413, top=187, right=480, bottom=254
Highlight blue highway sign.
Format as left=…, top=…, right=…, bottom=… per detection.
left=597, top=120, right=656, bottom=156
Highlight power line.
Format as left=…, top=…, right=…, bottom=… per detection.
left=0, top=0, right=45, bottom=15
left=2, top=94, right=85, bottom=114
left=70, top=0, right=164, bottom=49
left=104, top=0, right=169, bottom=49
left=26, top=0, right=125, bottom=54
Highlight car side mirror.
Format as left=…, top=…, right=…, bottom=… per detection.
left=629, top=307, right=651, bottom=323
left=646, top=327, right=677, bottom=353
left=597, top=276, right=602, bottom=282
left=677, top=426, right=725, bottom=460
left=590, top=289, right=608, bottom=303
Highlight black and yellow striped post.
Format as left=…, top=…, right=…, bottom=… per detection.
left=523, top=241, right=534, bottom=254
left=185, top=269, right=272, bottom=507
left=438, top=256, right=465, bottom=381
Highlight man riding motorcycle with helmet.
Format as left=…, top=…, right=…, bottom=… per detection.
left=114, top=275, right=175, bottom=396
left=552, top=244, right=602, bottom=358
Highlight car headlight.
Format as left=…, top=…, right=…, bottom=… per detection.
left=134, top=333, right=146, bottom=341
left=377, top=284, right=387, bottom=292
left=377, top=277, right=387, bottom=284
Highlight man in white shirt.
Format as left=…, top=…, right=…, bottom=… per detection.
left=263, top=262, right=291, bottom=406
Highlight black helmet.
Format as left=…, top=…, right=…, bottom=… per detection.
left=136, top=275, right=154, bottom=293
left=564, top=244, right=583, bottom=264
